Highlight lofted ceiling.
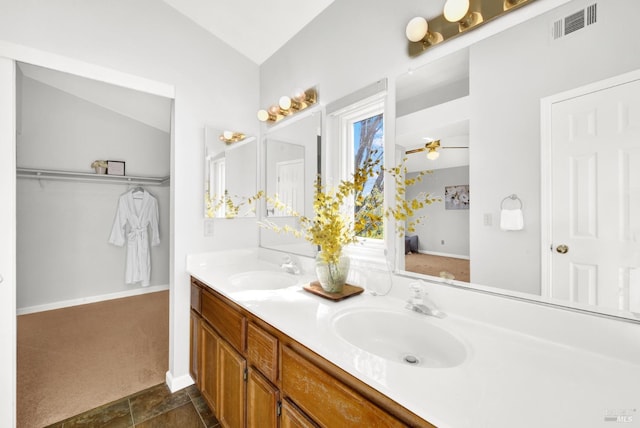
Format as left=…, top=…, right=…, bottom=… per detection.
left=162, top=0, right=337, bottom=65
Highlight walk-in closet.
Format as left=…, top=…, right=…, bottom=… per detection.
left=15, top=62, right=172, bottom=427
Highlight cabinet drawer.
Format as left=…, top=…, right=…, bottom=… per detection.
left=201, top=289, right=245, bottom=353
left=281, top=346, right=405, bottom=428
left=247, top=322, right=278, bottom=383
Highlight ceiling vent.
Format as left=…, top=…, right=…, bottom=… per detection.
left=552, top=3, right=597, bottom=40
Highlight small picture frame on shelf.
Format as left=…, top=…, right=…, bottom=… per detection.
left=107, top=160, right=125, bottom=176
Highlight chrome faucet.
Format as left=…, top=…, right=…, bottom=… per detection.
left=280, top=255, right=301, bottom=275
left=406, top=281, right=445, bottom=318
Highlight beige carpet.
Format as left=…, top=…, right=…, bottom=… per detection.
left=405, top=253, right=470, bottom=282
left=17, top=290, right=169, bottom=428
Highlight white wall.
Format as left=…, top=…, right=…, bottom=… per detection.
left=469, top=0, right=640, bottom=294
left=406, top=167, right=470, bottom=258
left=0, top=0, right=260, bottom=398
left=16, top=76, right=170, bottom=310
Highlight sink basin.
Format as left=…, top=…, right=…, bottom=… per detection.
left=331, top=308, right=467, bottom=368
left=228, top=270, right=299, bottom=290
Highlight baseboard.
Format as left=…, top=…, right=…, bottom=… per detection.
left=16, top=284, right=170, bottom=315
left=165, top=371, right=195, bottom=393
left=418, top=250, right=470, bottom=260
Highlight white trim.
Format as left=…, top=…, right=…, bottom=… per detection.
left=540, top=68, right=640, bottom=298
left=16, top=284, right=170, bottom=315
left=418, top=250, right=470, bottom=260
left=0, top=56, right=17, bottom=428
left=0, top=41, right=174, bottom=99
left=165, top=371, right=194, bottom=393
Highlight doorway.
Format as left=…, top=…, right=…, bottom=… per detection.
left=542, top=70, right=640, bottom=315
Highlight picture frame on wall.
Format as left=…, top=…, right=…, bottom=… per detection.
left=107, top=160, right=125, bottom=176
left=445, top=185, right=470, bottom=210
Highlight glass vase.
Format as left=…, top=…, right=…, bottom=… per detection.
left=315, top=251, right=350, bottom=293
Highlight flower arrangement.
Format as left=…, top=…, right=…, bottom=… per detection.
left=205, top=190, right=264, bottom=219
left=260, top=153, right=439, bottom=268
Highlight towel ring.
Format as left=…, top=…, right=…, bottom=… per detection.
left=501, top=194, right=522, bottom=209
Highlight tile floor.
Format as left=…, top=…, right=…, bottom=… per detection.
left=45, top=383, right=218, bottom=427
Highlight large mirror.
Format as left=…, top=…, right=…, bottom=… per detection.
left=395, top=0, right=640, bottom=319
left=204, top=127, right=257, bottom=218
left=259, top=109, right=321, bottom=257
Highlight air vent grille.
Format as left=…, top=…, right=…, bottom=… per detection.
left=552, top=3, right=597, bottom=40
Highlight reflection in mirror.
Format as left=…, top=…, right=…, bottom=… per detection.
left=204, top=127, right=257, bottom=218
left=266, top=141, right=305, bottom=216
left=395, top=0, right=640, bottom=319
left=260, top=109, right=321, bottom=257
left=397, top=48, right=470, bottom=283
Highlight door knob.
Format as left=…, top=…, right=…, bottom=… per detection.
left=556, top=244, right=569, bottom=254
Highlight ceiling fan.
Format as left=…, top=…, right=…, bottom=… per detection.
left=405, top=140, right=468, bottom=160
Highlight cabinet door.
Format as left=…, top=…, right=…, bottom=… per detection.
left=218, top=339, right=247, bottom=428
left=247, top=367, right=280, bottom=428
left=190, top=310, right=200, bottom=386
left=199, top=321, right=219, bottom=413
left=280, top=399, right=317, bottom=428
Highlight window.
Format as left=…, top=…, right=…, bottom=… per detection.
left=352, top=112, right=384, bottom=239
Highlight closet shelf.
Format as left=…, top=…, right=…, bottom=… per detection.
left=16, top=168, right=170, bottom=186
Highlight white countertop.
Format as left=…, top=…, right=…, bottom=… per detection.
left=187, top=250, right=640, bottom=428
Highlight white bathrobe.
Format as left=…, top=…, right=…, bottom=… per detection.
left=109, top=189, right=160, bottom=286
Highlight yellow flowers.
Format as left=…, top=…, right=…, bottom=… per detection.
left=205, top=190, right=264, bottom=219
left=259, top=153, right=440, bottom=265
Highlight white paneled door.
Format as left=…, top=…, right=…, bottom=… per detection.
left=275, top=159, right=304, bottom=216
left=549, top=76, right=640, bottom=314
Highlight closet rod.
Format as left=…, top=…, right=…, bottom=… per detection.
left=16, top=167, right=170, bottom=186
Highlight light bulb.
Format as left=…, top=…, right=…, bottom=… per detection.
left=405, top=17, right=428, bottom=42
left=223, top=130, right=233, bottom=140
left=293, top=88, right=306, bottom=102
left=257, top=109, right=270, bottom=122
left=427, top=150, right=440, bottom=160
left=279, top=96, right=292, bottom=110
left=444, top=0, right=470, bottom=22
left=268, top=105, right=280, bottom=115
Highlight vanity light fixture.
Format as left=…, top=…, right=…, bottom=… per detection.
left=405, top=16, right=443, bottom=47
left=444, top=0, right=483, bottom=31
left=257, top=87, right=318, bottom=124
left=406, top=140, right=468, bottom=160
left=503, top=0, right=528, bottom=10
left=219, top=130, right=246, bottom=144
left=406, top=0, right=536, bottom=57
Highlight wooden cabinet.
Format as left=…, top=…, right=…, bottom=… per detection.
left=190, top=277, right=434, bottom=428
left=199, top=320, right=219, bottom=414
left=247, top=367, right=280, bottom=428
left=281, top=346, right=405, bottom=427
left=217, top=339, right=247, bottom=428
left=280, top=399, right=318, bottom=428
left=189, top=309, right=200, bottom=386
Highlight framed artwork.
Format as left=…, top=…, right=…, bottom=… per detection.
left=107, top=160, right=125, bottom=176
left=445, top=185, right=469, bottom=210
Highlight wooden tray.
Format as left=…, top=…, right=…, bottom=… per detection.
left=303, top=281, right=364, bottom=301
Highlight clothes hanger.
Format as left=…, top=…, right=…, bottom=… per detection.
left=130, top=185, right=145, bottom=198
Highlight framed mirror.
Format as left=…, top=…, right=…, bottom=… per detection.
left=395, top=0, right=640, bottom=320
left=259, top=109, right=321, bottom=257
left=204, top=126, right=257, bottom=218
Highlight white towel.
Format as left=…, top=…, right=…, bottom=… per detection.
left=500, top=208, right=524, bottom=231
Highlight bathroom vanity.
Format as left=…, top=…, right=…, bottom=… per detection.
left=188, top=250, right=640, bottom=428
left=190, top=276, right=431, bottom=427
